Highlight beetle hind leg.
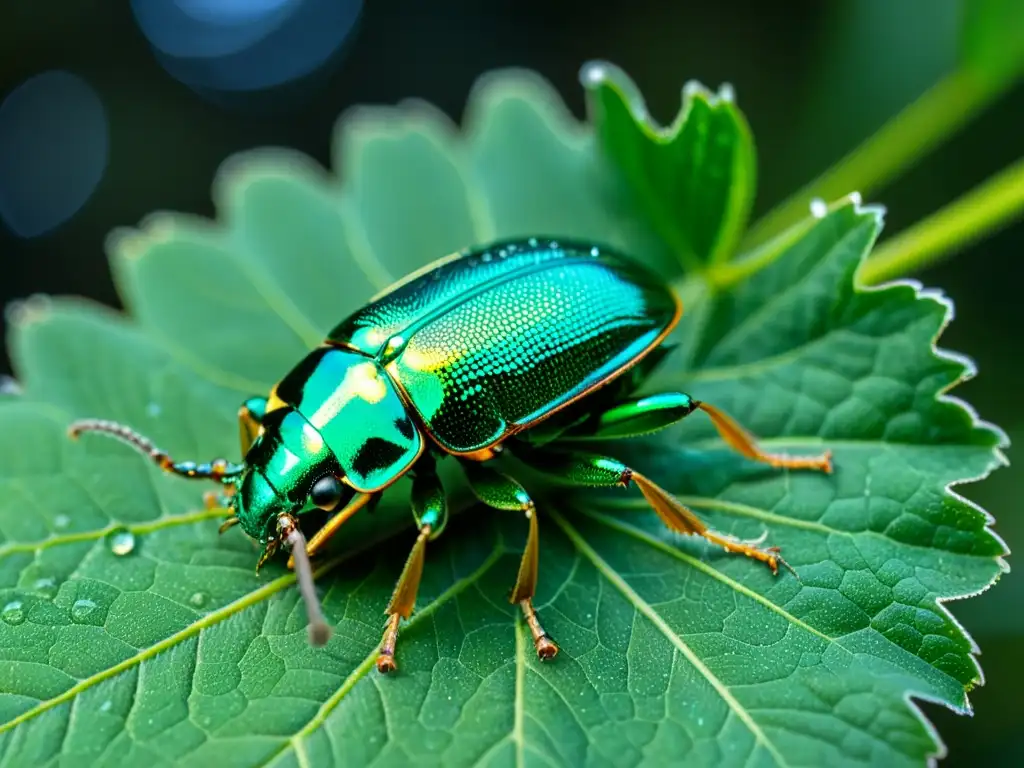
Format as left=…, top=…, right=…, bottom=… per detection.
left=511, top=444, right=794, bottom=576
left=459, top=460, right=559, bottom=661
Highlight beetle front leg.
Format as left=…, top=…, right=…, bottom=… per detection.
left=377, top=463, right=448, bottom=673
left=458, top=460, right=559, bottom=661
left=511, top=445, right=794, bottom=576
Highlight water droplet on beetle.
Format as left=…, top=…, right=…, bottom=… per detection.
left=107, top=528, right=136, bottom=556
left=33, top=577, right=57, bottom=598
left=54, top=514, right=70, bottom=529
left=2, top=600, right=25, bottom=625
left=189, top=592, right=208, bottom=608
left=809, top=198, right=828, bottom=218
left=71, top=598, right=96, bottom=622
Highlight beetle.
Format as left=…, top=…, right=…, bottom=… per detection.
left=68, top=237, right=831, bottom=671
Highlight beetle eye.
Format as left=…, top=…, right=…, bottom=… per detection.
left=310, top=475, right=343, bottom=510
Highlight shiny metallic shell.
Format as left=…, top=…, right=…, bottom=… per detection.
left=328, top=238, right=680, bottom=454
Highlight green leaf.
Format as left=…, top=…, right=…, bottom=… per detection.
left=583, top=60, right=757, bottom=272
left=960, top=0, right=1024, bottom=93
left=0, top=65, right=1006, bottom=767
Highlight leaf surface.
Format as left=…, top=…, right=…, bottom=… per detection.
left=0, top=65, right=1007, bottom=767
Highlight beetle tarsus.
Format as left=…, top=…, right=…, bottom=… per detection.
left=697, top=530, right=799, bottom=578
left=377, top=614, right=401, bottom=673
left=520, top=598, right=559, bottom=660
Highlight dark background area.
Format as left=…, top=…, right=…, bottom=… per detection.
left=1, top=1, right=1022, bottom=764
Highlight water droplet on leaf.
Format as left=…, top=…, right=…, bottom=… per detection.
left=189, top=592, right=208, bottom=608
left=33, top=577, right=57, bottom=598
left=809, top=198, right=828, bottom=218
left=71, top=598, right=97, bottom=622
left=54, top=514, right=70, bottom=529
left=2, top=600, right=25, bottom=625
left=100, top=700, right=112, bottom=713
left=107, top=528, right=136, bottom=556
left=0, top=375, right=21, bottom=395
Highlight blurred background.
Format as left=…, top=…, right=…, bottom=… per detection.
left=0, top=0, right=1021, bottom=763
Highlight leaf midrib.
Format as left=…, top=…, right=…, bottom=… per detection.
left=549, top=507, right=790, bottom=768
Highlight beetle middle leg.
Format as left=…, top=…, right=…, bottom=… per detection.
left=511, top=445, right=795, bottom=575
left=458, top=459, right=559, bottom=662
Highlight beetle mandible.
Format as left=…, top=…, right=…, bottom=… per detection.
left=68, top=237, right=831, bottom=671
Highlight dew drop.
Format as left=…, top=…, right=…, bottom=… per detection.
left=189, top=591, right=208, bottom=608
left=71, top=598, right=97, bottom=622
left=718, top=83, right=735, bottom=103
left=2, top=600, right=25, bottom=625
left=146, top=402, right=161, bottom=417
left=53, top=514, right=70, bottom=530
left=849, top=191, right=863, bottom=206
left=0, top=375, right=21, bottom=395
left=107, top=528, right=136, bottom=556
left=33, top=577, right=58, bottom=599
left=100, top=700, right=112, bottom=713
left=809, top=198, right=828, bottom=218
left=682, top=80, right=703, bottom=99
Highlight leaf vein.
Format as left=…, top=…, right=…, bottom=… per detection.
left=267, top=544, right=506, bottom=766
left=550, top=507, right=790, bottom=768
left=579, top=508, right=839, bottom=647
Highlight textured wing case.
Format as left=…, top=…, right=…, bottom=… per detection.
left=329, top=239, right=679, bottom=454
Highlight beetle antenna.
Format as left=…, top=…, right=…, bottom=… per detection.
left=68, top=418, right=244, bottom=481
left=279, top=516, right=332, bottom=646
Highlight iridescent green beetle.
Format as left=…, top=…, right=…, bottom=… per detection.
left=68, top=238, right=831, bottom=671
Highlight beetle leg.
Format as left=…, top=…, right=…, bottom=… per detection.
left=510, top=445, right=797, bottom=577
left=694, top=400, right=833, bottom=473
left=286, top=492, right=378, bottom=568
left=560, top=391, right=699, bottom=441
left=458, top=460, right=559, bottom=661
left=376, top=465, right=447, bottom=672
left=67, top=419, right=245, bottom=481
left=377, top=523, right=431, bottom=673
left=238, top=396, right=268, bottom=456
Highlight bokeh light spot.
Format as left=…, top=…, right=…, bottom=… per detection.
left=131, top=0, right=363, bottom=97
left=0, top=71, right=109, bottom=239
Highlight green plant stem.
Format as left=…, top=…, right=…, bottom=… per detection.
left=743, top=68, right=1000, bottom=249
left=860, top=155, right=1024, bottom=284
